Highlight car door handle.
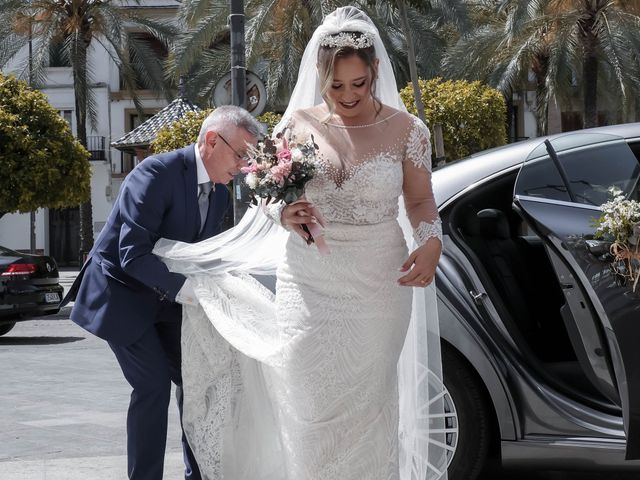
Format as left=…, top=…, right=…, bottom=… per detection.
left=585, top=239, right=612, bottom=257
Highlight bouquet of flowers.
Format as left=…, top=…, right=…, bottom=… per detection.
left=242, top=132, right=318, bottom=205
left=594, top=187, right=640, bottom=290
left=242, top=131, right=329, bottom=254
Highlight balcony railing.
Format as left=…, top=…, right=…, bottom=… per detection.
left=87, top=136, right=106, bottom=161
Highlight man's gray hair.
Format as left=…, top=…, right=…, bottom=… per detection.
left=197, top=105, right=263, bottom=145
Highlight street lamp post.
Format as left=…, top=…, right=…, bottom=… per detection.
left=230, top=0, right=246, bottom=109
left=229, top=0, right=249, bottom=225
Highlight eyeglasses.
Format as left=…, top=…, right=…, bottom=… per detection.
left=217, top=134, right=248, bottom=163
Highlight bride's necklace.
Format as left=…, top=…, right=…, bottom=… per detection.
left=324, top=110, right=401, bottom=129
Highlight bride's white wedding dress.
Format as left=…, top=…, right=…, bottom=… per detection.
left=155, top=107, right=446, bottom=480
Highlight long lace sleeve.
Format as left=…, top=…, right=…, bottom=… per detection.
left=263, top=201, right=286, bottom=226
left=403, top=117, right=442, bottom=246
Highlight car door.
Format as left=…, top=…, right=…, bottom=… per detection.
left=513, top=131, right=640, bottom=459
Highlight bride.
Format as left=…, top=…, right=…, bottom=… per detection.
left=155, top=6, right=447, bottom=480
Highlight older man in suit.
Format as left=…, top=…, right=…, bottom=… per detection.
left=67, top=106, right=262, bottom=480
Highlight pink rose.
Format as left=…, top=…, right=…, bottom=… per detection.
left=277, top=149, right=292, bottom=161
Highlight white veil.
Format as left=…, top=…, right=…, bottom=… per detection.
left=154, top=6, right=448, bottom=479
left=274, top=6, right=405, bottom=131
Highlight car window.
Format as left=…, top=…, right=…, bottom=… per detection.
left=515, top=156, right=571, bottom=202
left=515, top=134, right=640, bottom=206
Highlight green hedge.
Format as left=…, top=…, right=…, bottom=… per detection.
left=256, top=112, right=282, bottom=136
left=151, top=109, right=283, bottom=154
left=0, top=73, right=90, bottom=215
left=400, top=78, right=507, bottom=161
left=151, top=109, right=213, bottom=154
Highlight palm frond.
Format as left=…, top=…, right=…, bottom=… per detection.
left=188, top=46, right=231, bottom=104
left=494, top=34, right=539, bottom=93
left=171, top=14, right=229, bottom=78
left=125, top=13, right=179, bottom=49
left=178, top=0, right=226, bottom=29
left=29, top=12, right=63, bottom=87
left=431, top=0, right=471, bottom=32
left=442, top=25, right=505, bottom=81
left=0, top=33, right=27, bottom=70
left=544, top=21, right=580, bottom=109
left=594, top=9, right=640, bottom=105
left=245, top=0, right=280, bottom=64
left=127, top=33, right=170, bottom=95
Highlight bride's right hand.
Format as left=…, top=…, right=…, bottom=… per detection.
left=281, top=201, right=317, bottom=241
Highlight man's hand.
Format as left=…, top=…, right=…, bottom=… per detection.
left=175, top=278, right=198, bottom=306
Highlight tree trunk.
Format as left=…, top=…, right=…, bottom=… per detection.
left=532, top=54, right=549, bottom=136
left=397, top=0, right=427, bottom=124
left=73, top=39, right=94, bottom=264
left=582, top=43, right=598, bottom=128
left=582, top=5, right=598, bottom=129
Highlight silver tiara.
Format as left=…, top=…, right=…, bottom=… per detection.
left=319, top=31, right=375, bottom=49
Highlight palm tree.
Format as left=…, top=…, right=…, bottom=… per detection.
left=169, top=0, right=338, bottom=107
left=0, top=0, right=175, bottom=261
left=366, top=0, right=469, bottom=123
left=444, top=0, right=640, bottom=134
left=169, top=0, right=468, bottom=111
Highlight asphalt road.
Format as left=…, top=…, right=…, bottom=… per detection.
left=0, top=270, right=638, bottom=480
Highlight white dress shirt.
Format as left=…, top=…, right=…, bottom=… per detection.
left=194, top=143, right=214, bottom=192
left=175, top=144, right=214, bottom=306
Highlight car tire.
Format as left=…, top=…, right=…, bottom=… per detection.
left=443, top=346, right=492, bottom=480
left=0, top=321, right=16, bottom=336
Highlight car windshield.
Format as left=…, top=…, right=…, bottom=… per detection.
left=515, top=133, right=640, bottom=206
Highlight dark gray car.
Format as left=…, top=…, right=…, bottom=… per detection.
left=433, top=123, right=640, bottom=479
left=0, top=246, right=63, bottom=336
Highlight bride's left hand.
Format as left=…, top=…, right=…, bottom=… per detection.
left=398, top=238, right=442, bottom=287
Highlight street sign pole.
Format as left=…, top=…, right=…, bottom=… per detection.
left=229, top=0, right=249, bottom=225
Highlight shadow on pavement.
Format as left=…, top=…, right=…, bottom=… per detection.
left=44, top=306, right=73, bottom=320
left=479, top=470, right=640, bottom=480
left=0, top=336, right=84, bottom=346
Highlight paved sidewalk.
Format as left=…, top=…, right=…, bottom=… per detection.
left=0, top=453, right=184, bottom=479
left=0, top=268, right=184, bottom=479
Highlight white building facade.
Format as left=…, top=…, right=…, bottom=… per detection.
left=0, top=0, right=179, bottom=263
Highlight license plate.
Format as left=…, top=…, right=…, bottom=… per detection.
left=45, top=292, right=60, bottom=304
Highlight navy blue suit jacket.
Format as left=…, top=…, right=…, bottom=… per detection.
left=70, top=145, right=230, bottom=345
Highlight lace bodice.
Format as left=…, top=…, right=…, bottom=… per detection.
left=275, top=107, right=442, bottom=245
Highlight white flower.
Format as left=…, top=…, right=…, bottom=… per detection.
left=245, top=173, right=259, bottom=189
left=291, top=149, right=304, bottom=162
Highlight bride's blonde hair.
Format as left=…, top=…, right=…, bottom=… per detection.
left=317, top=31, right=383, bottom=123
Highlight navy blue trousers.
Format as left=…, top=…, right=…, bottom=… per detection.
left=109, top=312, right=201, bottom=480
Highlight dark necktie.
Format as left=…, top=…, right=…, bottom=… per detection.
left=198, top=182, right=213, bottom=233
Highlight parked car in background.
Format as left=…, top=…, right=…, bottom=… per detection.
left=0, top=246, right=63, bottom=336
left=430, top=123, right=640, bottom=479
